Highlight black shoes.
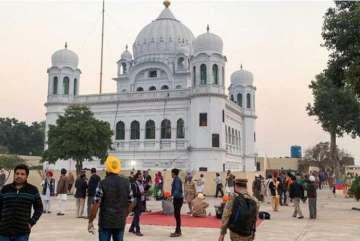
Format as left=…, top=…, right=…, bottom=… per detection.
left=170, top=232, right=182, bottom=237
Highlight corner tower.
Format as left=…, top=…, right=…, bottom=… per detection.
left=188, top=26, right=227, bottom=171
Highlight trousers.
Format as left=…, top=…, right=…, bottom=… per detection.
left=0, top=235, right=29, bottom=241
left=99, top=228, right=124, bottom=241
left=293, top=198, right=303, bottom=217
left=173, top=198, right=183, bottom=234
left=308, top=198, right=317, bottom=219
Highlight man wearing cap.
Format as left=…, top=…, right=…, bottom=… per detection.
left=88, top=156, right=133, bottom=241
left=306, top=175, right=317, bottom=219
left=218, top=178, right=259, bottom=241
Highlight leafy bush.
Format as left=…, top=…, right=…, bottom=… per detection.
left=349, top=176, right=360, bottom=201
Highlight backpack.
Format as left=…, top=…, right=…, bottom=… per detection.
left=228, top=194, right=257, bottom=236
left=258, top=211, right=271, bottom=220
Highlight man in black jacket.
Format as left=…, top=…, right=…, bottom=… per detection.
left=0, top=164, right=43, bottom=241
left=289, top=176, right=304, bottom=219
left=88, top=156, right=132, bottom=241
left=75, top=172, right=88, bottom=218
left=87, top=168, right=101, bottom=218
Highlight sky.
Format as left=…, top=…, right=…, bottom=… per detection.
left=0, top=0, right=359, bottom=161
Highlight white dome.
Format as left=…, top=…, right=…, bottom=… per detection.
left=121, top=45, right=132, bottom=60
left=51, top=45, right=79, bottom=69
left=193, top=27, right=223, bottom=54
left=231, top=67, right=254, bottom=86
left=133, top=4, right=194, bottom=59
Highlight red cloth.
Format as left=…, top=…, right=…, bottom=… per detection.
left=127, top=211, right=263, bottom=228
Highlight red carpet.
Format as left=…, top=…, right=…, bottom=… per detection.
left=127, top=212, right=263, bottom=228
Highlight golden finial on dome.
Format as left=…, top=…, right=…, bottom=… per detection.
left=163, top=0, right=171, bottom=8
left=207, top=24, right=210, bottom=32
left=65, top=42, right=68, bottom=49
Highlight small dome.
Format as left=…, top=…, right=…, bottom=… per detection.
left=193, top=25, right=223, bottom=54
left=51, top=43, right=79, bottom=68
left=231, top=66, right=254, bottom=86
left=121, top=45, right=133, bottom=60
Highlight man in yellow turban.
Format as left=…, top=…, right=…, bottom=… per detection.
left=88, top=156, right=133, bottom=241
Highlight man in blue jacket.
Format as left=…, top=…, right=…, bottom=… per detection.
left=170, top=168, right=183, bottom=237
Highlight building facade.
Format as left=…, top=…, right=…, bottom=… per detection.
left=45, top=1, right=257, bottom=171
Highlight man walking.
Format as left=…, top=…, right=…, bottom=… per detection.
left=88, top=156, right=132, bottom=241
left=56, top=168, right=69, bottom=216
left=74, top=171, right=88, bottom=218
left=307, top=175, right=317, bottom=219
left=170, top=168, right=183, bottom=237
left=289, top=175, right=304, bottom=219
left=215, top=173, right=224, bottom=197
left=87, top=168, right=101, bottom=218
left=0, top=164, right=43, bottom=241
left=218, top=178, right=259, bottom=241
left=225, top=171, right=235, bottom=195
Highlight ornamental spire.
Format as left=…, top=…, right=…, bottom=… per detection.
left=207, top=24, right=210, bottom=32
left=64, top=42, right=68, bottom=49
left=163, top=0, right=170, bottom=8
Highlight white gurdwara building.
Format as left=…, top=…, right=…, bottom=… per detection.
left=45, top=1, right=257, bottom=172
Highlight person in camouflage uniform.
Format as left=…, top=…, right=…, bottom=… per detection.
left=218, top=178, right=259, bottom=241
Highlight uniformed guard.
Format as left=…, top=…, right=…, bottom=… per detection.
left=218, top=178, right=259, bottom=241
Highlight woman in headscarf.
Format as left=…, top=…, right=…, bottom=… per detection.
left=154, top=171, right=164, bottom=200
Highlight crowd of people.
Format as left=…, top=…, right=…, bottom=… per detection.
left=2, top=158, right=357, bottom=241
left=249, top=170, right=335, bottom=220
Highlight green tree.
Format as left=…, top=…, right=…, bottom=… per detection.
left=44, top=105, right=113, bottom=175
left=349, top=176, right=360, bottom=202
left=307, top=69, right=360, bottom=178
left=0, top=118, right=45, bottom=156
left=0, top=155, right=26, bottom=183
left=322, top=1, right=360, bottom=97
left=303, top=141, right=354, bottom=174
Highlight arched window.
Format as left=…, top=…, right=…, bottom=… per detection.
left=136, top=87, right=144, bottom=92
left=200, top=64, right=207, bottom=85
left=121, top=63, right=127, bottom=74
left=230, top=95, right=234, bottom=101
left=74, top=78, right=77, bottom=95
left=145, top=120, right=155, bottom=139
left=228, top=126, right=231, bottom=144
left=225, top=126, right=228, bottom=144
left=63, top=77, right=69, bottom=95
left=237, top=93, right=243, bottom=107
left=161, top=85, right=169, bottom=90
left=161, top=119, right=171, bottom=139
left=149, top=86, right=156, bottom=91
left=130, top=121, right=140, bottom=140
left=246, top=93, right=251, bottom=108
left=177, top=57, right=185, bottom=69
left=176, top=119, right=185, bottom=139
left=115, top=121, right=125, bottom=140
left=232, top=128, right=235, bottom=145
left=193, top=66, right=196, bottom=86
left=212, top=64, right=219, bottom=85
left=175, top=85, right=182, bottom=89
left=53, top=77, right=58, bottom=95
left=222, top=67, right=225, bottom=85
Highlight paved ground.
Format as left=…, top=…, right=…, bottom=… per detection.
left=30, top=189, right=360, bottom=241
